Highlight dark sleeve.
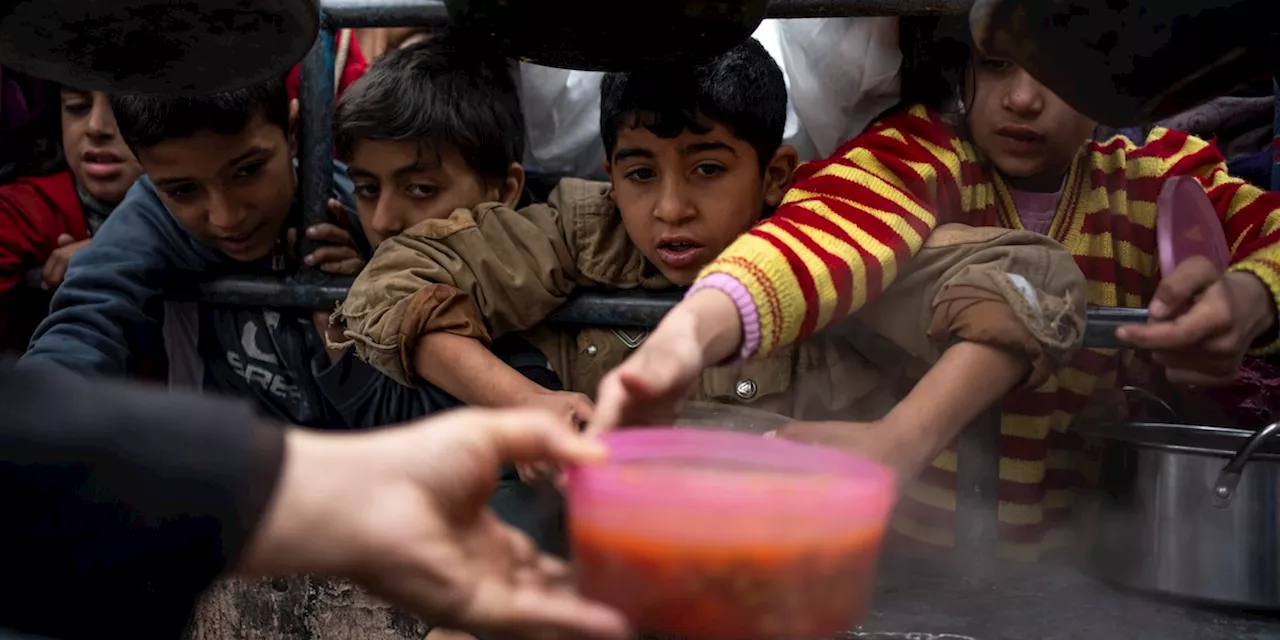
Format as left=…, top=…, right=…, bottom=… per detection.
left=0, top=361, right=286, bottom=640
left=312, top=334, right=563, bottom=428
left=21, top=180, right=217, bottom=375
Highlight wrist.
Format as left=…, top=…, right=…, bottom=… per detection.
left=237, top=430, right=367, bottom=578
left=669, top=287, right=745, bottom=366
left=1227, top=271, right=1277, bottom=341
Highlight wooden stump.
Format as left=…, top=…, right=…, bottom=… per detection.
left=187, top=576, right=428, bottom=640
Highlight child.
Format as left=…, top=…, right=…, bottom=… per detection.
left=333, top=33, right=581, bottom=640
left=0, top=86, right=143, bottom=354
left=21, top=74, right=557, bottom=430
left=336, top=39, right=1088, bottom=472
left=589, top=18, right=1280, bottom=560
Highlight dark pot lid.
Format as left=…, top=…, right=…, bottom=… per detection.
left=970, top=0, right=1278, bottom=126
left=0, top=0, right=319, bottom=95
left=1074, top=420, right=1280, bottom=459
left=445, top=0, right=767, bottom=71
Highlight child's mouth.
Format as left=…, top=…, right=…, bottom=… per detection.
left=656, top=240, right=707, bottom=269
left=996, top=125, right=1046, bottom=149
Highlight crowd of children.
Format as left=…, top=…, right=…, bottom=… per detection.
left=1, top=12, right=1279, bottom=621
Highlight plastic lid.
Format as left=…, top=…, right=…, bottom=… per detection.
left=566, top=428, right=897, bottom=543
left=1157, top=175, right=1231, bottom=275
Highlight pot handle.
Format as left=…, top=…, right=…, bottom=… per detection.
left=1120, top=386, right=1177, bottom=422
left=1213, top=420, right=1280, bottom=508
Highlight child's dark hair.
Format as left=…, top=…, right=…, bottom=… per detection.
left=600, top=38, right=786, bottom=171
left=898, top=16, right=972, bottom=115
left=334, top=30, right=524, bottom=182
left=0, top=82, right=65, bottom=184
left=109, top=78, right=290, bottom=150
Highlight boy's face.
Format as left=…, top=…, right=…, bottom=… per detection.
left=347, top=139, right=523, bottom=248
left=138, top=112, right=297, bottom=262
left=60, top=89, right=143, bottom=205
left=966, top=52, right=1098, bottom=192
left=606, top=123, right=795, bottom=285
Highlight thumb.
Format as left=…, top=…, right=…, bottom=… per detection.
left=471, top=408, right=609, bottom=467
left=1151, top=256, right=1219, bottom=320
left=56, top=234, right=75, bottom=247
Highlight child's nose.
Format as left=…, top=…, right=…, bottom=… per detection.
left=1005, top=70, right=1045, bottom=116
left=371, top=199, right=404, bottom=238
left=653, top=181, right=696, bottom=223
left=207, top=196, right=249, bottom=231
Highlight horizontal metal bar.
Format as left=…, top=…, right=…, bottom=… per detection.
left=162, top=274, right=1146, bottom=346
left=321, top=0, right=448, bottom=28
left=320, top=0, right=971, bottom=28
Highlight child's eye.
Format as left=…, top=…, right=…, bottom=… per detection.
left=163, top=183, right=200, bottom=201
left=980, top=57, right=1014, bottom=71
left=353, top=183, right=380, bottom=199
left=693, top=163, right=725, bottom=177
left=624, top=167, right=656, bottom=183
left=62, top=102, right=91, bottom=116
left=406, top=184, right=438, bottom=198
left=233, top=161, right=266, bottom=179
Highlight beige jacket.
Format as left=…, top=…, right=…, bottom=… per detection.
left=336, top=178, right=1087, bottom=420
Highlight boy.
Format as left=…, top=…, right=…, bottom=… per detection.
left=336, top=39, right=1088, bottom=453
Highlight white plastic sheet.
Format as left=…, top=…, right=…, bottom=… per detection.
left=515, top=17, right=903, bottom=177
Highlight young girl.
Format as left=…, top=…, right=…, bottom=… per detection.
left=588, top=18, right=1280, bottom=561
left=0, top=81, right=143, bottom=355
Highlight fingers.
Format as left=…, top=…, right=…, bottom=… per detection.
left=464, top=581, right=630, bottom=640
left=1119, top=285, right=1232, bottom=351
left=308, top=220, right=354, bottom=244
left=56, top=233, right=75, bottom=247
left=583, top=373, right=628, bottom=438
left=304, top=246, right=364, bottom=272
left=40, top=255, right=67, bottom=290
left=461, top=408, right=608, bottom=467
left=1149, top=256, right=1220, bottom=320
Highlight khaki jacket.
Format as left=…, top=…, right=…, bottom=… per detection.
left=336, top=178, right=1087, bottom=420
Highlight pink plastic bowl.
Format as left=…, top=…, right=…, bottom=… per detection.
left=565, top=428, right=897, bottom=640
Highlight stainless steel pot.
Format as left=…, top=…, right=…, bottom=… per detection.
left=1074, top=418, right=1280, bottom=608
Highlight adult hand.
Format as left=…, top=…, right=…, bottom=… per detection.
left=41, top=234, right=90, bottom=290
left=1117, top=256, right=1276, bottom=386
left=238, top=407, right=629, bottom=640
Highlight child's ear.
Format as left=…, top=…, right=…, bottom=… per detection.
left=602, top=158, right=617, bottom=204
left=500, top=163, right=526, bottom=208
left=762, top=145, right=798, bottom=207
left=288, top=98, right=300, bottom=156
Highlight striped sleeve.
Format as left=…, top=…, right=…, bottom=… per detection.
left=1139, top=128, right=1280, bottom=355
left=692, top=104, right=967, bottom=357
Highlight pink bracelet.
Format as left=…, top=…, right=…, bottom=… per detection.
left=686, top=273, right=761, bottom=363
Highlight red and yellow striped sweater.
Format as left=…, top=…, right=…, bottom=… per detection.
left=697, top=104, right=1280, bottom=560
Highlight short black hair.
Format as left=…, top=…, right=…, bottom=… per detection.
left=600, top=38, right=786, bottom=170
left=109, top=78, right=290, bottom=150
left=334, top=30, right=524, bottom=182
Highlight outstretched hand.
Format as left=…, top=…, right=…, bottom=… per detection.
left=586, top=288, right=744, bottom=437
left=1118, top=256, right=1276, bottom=386
left=239, top=407, right=629, bottom=640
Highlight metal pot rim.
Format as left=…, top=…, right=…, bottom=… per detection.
left=1075, top=421, right=1280, bottom=459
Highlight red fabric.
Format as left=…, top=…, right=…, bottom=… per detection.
left=0, top=171, right=166, bottom=382
left=0, top=170, right=87, bottom=355
left=285, top=30, right=369, bottom=104
left=286, top=32, right=368, bottom=160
